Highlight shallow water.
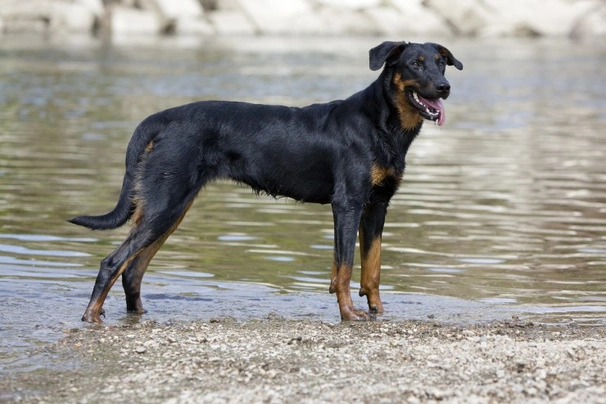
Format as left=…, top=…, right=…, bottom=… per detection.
left=1, top=36, right=605, bottom=372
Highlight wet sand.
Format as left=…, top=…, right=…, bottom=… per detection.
left=2, top=317, right=605, bottom=403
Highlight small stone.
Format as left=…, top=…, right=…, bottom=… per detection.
left=407, top=395, right=421, bottom=404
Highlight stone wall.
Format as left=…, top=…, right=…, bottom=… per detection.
left=0, top=0, right=604, bottom=38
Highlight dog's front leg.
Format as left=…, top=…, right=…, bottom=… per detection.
left=329, top=201, right=368, bottom=321
left=359, top=202, right=387, bottom=316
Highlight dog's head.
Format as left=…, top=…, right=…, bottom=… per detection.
left=369, top=41, right=463, bottom=128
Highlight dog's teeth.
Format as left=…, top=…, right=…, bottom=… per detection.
left=414, top=92, right=425, bottom=107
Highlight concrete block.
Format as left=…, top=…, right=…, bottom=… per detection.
left=0, top=0, right=51, bottom=18
left=51, top=2, right=97, bottom=33
left=316, top=6, right=380, bottom=35
left=426, top=0, right=596, bottom=37
left=387, top=0, right=450, bottom=35
left=316, top=0, right=381, bottom=9
left=571, top=2, right=606, bottom=38
left=110, top=6, right=161, bottom=35
left=235, top=0, right=324, bottom=34
left=153, top=0, right=204, bottom=19
left=366, top=5, right=451, bottom=36
left=424, top=0, right=491, bottom=36
left=79, top=0, right=104, bottom=16
left=175, top=16, right=215, bottom=35
left=481, top=0, right=595, bottom=37
left=208, top=10, right=256, bottom=35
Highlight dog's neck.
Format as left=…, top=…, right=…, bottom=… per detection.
left=349, top=77, right=418, bottom=176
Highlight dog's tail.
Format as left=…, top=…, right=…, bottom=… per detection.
left=68, top=173, right=135, bottom=230
left=69, top=119, right=159, bottom=231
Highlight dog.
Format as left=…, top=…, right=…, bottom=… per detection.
left=70, top=41, right=463, bottom=323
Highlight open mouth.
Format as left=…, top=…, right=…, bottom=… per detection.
left=406, top=90, right=446, bottom=126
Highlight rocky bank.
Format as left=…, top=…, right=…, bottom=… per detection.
left=2, top=318, right=606, bottom=403
left=0, top=0, right=605, bottom=39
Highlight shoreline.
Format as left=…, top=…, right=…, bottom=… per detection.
left=2, top=317, right=605, bottom=403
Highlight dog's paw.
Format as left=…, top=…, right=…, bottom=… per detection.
left=340, top=306, right=371, bottom=321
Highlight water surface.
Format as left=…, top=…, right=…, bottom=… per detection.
left=1, top=36, right=605, bottom=372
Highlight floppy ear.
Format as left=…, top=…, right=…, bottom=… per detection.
left=369, top=41, right=407, bottom=71
left=431, top=43, right=463, bottom=70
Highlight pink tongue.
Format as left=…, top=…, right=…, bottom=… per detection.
left=418, top=95, right=446, bottom=126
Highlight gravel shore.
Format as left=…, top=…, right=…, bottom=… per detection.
left=2, top=316, right=606, bottom=403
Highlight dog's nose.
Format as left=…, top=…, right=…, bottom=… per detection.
left=436, top=83, right=450, bottom=93
left=435, top=82, right=450, bottom=98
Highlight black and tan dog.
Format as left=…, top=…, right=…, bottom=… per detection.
left=70, top=41, right=463, bottom=323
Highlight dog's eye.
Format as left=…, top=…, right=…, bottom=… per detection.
left=411, top=61, right=422, bottom=69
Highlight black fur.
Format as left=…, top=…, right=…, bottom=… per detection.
left=70, top=41, right=462, bottom=322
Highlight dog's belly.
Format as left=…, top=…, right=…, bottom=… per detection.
left=239, top=161, right=334, bottom=204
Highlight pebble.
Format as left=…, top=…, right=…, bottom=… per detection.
left=5, top=319, right=606, bottom=403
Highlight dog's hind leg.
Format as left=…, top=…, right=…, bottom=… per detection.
left=82, top=193, right=197, bottom=323
left=358, top=202, right=388, bottom=316
left=121, top=199, right=194, bottom=314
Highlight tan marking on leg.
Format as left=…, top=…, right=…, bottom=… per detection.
left=124, top=198, right=195, bottom=312
left=85, top=199, right=195, bottom=322
left=332, top=264, right=370, bottom=321
left=371, top=164, right=395, bottom=187
left=83, top=255, right=137, bottom=323
left=130, top=199, right=145, bottom=226
left=359, top=229, right=383, bottom=315
left=123, top=239, right=165, bottom=313
left=128, top=197, right=194, bottom=279
left=329, top=260, right=337, bottom=294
